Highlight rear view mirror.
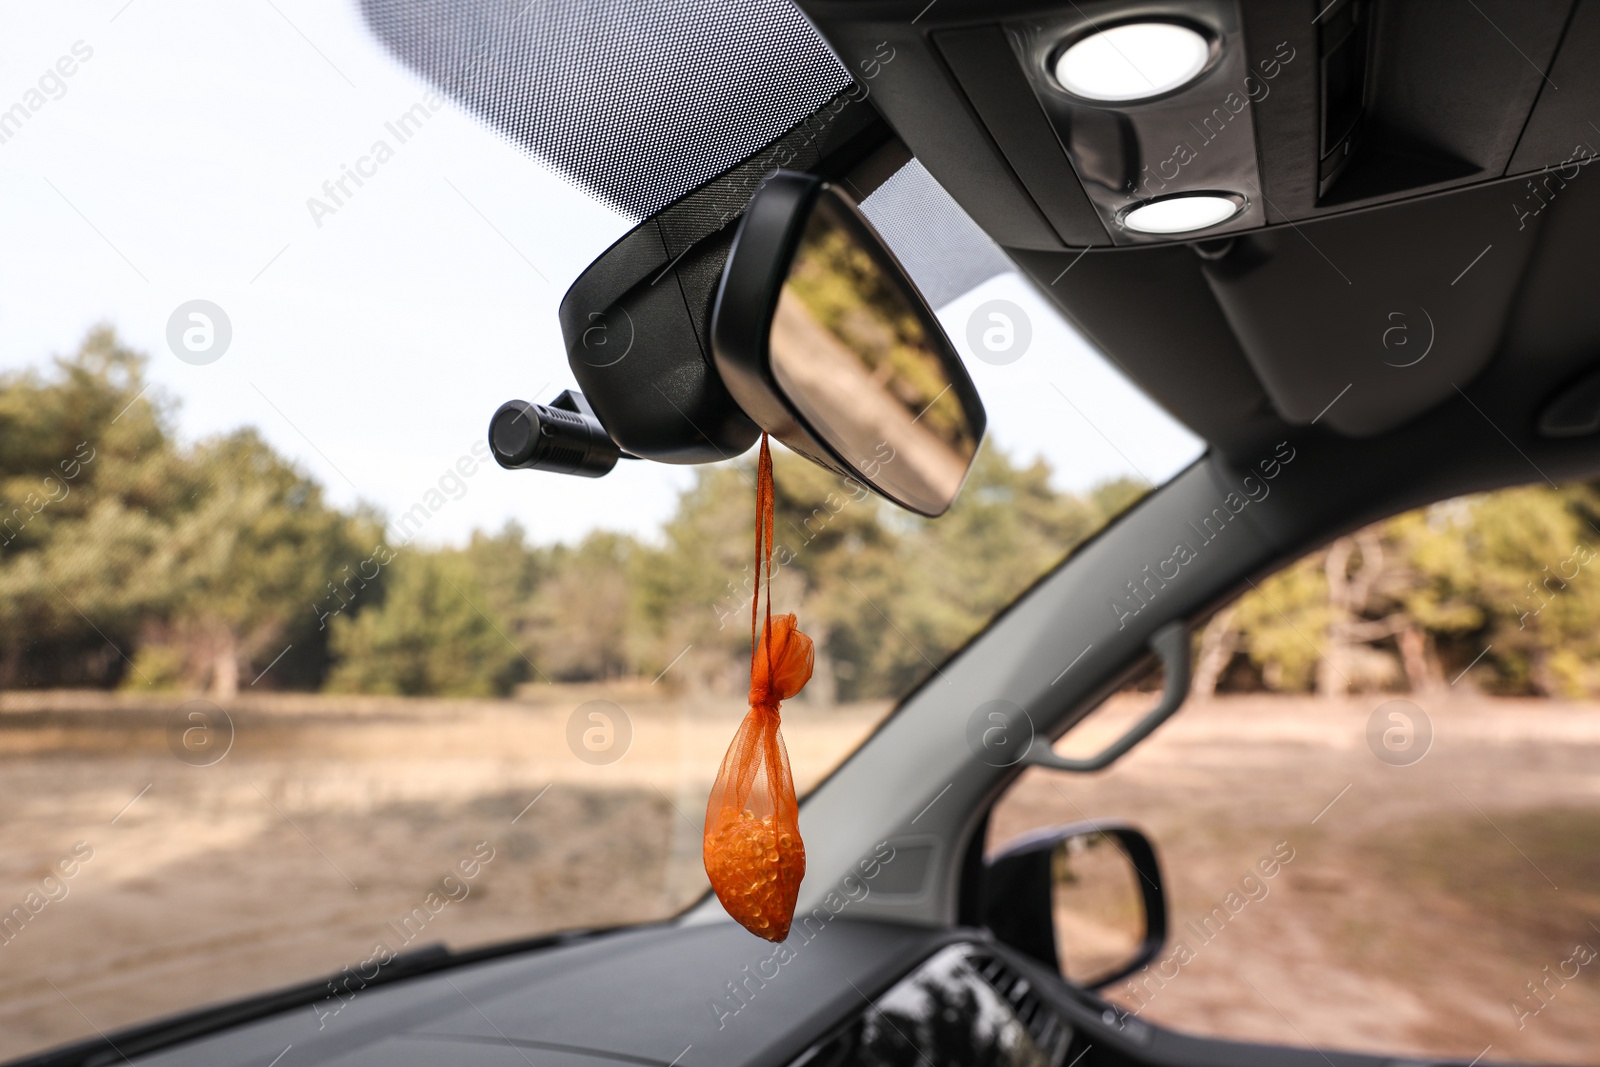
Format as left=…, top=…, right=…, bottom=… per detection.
left=981, top=821, right=1167, bottom=989
left=711, top=171, right=986, bottom=517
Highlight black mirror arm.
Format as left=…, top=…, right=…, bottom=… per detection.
left=1020, top=622, right=1190, bottom=773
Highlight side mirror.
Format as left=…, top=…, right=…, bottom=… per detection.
left=981, top=821, right=1167, bottom=989
left=711, top=170, right=987, bottom=517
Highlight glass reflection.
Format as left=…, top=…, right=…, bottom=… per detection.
left=1051, top=833, right=1145, bottom=986
left=769, top=190, right=979, bottom=516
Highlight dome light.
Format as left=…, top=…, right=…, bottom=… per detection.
left=1121, top=193, right=1245, bottom=235
left=1054, top=21, right=1212, bottom=102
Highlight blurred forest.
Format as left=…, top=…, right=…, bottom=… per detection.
left=3, top=330, right=1600, bottom=701
left=0, top=331, right=1138, bottom=699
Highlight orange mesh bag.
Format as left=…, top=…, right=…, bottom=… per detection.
left=703, top=434, right=814, bottom=941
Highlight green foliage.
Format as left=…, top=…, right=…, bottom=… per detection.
left=0, top=329, right=196, bottom=686
left=1223, top=486, right=1600, bottom=696
left=818, top=447, right=1142, bottom=699
left=12, top=330, right=1138, bottom=699
left=28, top=327, right=1600, bottom=703
left=617, top=442, right=1148, bottom=700
left=326, top=552, right=523, bottom=697
left=522, top=532, right=641, bottom=682
left=1232, top=554, right=1331, bottom=692
left=1393, top=488, right=1600, bottom=695
left=130, top=430, right=373, bottom=694
left=0, top=330, right=366, bottom=693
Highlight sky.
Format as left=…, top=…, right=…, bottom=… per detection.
left=0, top=0, right=1203, bottom=547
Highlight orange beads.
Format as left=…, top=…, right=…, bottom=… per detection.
left=703, top=807, right=806, bottom=941
left=703, top=612, right=813, bottom=941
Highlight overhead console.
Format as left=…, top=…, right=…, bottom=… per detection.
left=799, top=0, right=1597, bottom=445
left=801, top=0, right=1584, bottom=247
left=941, top=1, right=1272, bottom=246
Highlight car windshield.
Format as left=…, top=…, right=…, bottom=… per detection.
left=0, top=4, right=1204, bottom=1058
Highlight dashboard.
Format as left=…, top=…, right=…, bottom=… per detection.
left=29, top=919, right=1387, bottom=1067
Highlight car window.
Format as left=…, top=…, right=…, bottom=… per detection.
left=988, top=481, right=1600, bottom=1066
left=0, top=8, right=1204, bottom=1059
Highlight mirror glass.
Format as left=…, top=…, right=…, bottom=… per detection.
left=1051, top=831, right=1147, bottom=986
left=768, top=187, right=982, bottom=517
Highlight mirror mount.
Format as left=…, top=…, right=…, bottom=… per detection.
left=982, top=821, right=1168, bottom=990
left=1021, top=622, right=1190, bottom=773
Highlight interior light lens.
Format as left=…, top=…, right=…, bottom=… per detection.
left=1121, top=193, right=1245, bottom=234
left=1054, top=22, right=1212, bottom=102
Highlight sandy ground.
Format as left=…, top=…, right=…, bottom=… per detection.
left=0, top=688, right=1596, bottom=1064
left=0, top=685, right=886, bottom=1061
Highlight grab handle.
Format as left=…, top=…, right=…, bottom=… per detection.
left=1021, top=622, right=1189, bottom=773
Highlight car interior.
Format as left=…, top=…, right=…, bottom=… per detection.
left=9, top=0, right=1600, bottom=1065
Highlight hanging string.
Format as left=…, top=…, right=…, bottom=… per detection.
left=703, top=429, right=814, bottom=941
left=749, top=433, right=775, bottom=707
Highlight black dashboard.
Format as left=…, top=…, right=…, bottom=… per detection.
left=32, top=920, right=1392, bottom=1067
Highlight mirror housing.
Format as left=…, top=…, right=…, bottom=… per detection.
left=545, top=96, right=892, bottom=468
left=711, top=170, right=987, bottom=517
left=981, top=821, right=1167, bottom=990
